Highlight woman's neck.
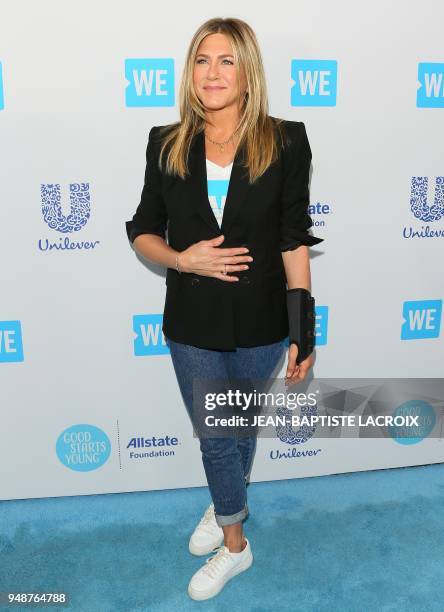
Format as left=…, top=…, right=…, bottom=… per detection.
left=204, top=107, right=240, bottom=139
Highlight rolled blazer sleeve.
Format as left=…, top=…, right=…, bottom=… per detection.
left=125, top=126, right=168, bottom=244
left=279, top=122, right=324, bottom=252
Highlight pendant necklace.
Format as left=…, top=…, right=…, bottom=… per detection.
left=204, top=130, right=236, bottom=153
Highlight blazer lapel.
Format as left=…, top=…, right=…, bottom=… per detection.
left=188, top=129, right=252, bottom=235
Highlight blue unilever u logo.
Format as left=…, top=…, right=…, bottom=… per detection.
left=125, top=59, right=174, bottom=107
left=417, top=62, right=444, bottom=108
left=133, top=314, right=169, bottom=355
left=276, top=402, right=317, bottom=445
left=401, top=299, right=442, bottom=340
left=410, top=177, right=444, bottom=222
left=291, top=59, right=337, bottom=107
left=41, top=183, right=90, bottom=232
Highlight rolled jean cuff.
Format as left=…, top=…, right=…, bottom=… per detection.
left=215, top=504, right=249, bottom=528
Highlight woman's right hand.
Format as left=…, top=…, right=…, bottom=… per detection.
left=177, top=234, right=253, bottom=282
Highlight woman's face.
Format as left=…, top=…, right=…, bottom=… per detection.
left=193, top=33, right=247, bottom=113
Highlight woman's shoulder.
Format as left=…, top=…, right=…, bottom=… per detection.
left=269, top=115, right=306, bottom=148
left=148, top=122, right=180, bottom=145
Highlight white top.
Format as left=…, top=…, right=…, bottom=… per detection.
left=206, top=158, right=233, bottom=228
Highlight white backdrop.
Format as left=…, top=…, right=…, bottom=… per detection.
left=1, top=1, right=443, bottom=500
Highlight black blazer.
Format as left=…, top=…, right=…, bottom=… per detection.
left=125, top=117, right=324, bottom=351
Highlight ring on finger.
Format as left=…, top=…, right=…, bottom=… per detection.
left=222, top=263, right=227, bottom=275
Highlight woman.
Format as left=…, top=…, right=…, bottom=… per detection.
left=125, top=17, right=323, bottom=601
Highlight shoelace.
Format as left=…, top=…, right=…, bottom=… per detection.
left=198, top=505, right=219, bottom=532
left=201, top=546, right=233, bottom=579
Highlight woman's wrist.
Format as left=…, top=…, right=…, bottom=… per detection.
left=174, top=251, right=188, bottom=274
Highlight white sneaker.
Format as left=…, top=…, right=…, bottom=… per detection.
left=189, top=503, right=224, bottom=556
left=188, top=537, right=253, bottom=601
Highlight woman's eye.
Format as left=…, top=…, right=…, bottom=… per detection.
left=195, top=58, right=234, bottom=65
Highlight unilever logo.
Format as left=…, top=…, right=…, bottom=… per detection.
left=403, top=176, right=444, bottom=239
left=388, top=400, right=436, bottom=445
left=270, top=402, right=322, bottom=461
left=56, top=424, right=111, bottom=471
left=39, top=183, right=100, bottom=251
left=291, top=59, right=337, bottom=107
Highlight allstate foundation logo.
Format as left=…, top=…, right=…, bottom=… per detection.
left=127, top=435, right=179, bottom=459
left=0, top=320, right=24, bottom=363
left=0, top=61, right=4, bottom=110
left=39, top=183, right=100, bottom=252
left=308, top=201, right=331, bottom=230
left=417, top=62, right=444, bottom=108
left=133, top=314, right=169, bottom=355
left=125, top=58, right=174, bottom=107
left=403, top=176, right=444, bottom=239
left=56, top=424, right=111, bottom=471
left=401, top=299, right=442, bottom=340
left=389, top=400, right=436, bottom=445
left=291, top=59, right=337, bottom=107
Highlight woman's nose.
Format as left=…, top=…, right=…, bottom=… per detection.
left=206, top=62, right=219, bottom=78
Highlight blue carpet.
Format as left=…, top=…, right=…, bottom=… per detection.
left=1, top=464, right=444, bottom=611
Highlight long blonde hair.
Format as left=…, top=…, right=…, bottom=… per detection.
left=157, top=17, right=286, bottom=184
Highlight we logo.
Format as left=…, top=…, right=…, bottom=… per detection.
left=125, top=59, right=174, bottom=107
left=291, top=60, right=337, bottom=106
left=0, top=61, right=4, bottom=110
left=315, top=305, right=329, bottom=346
left=0, top=321, right=24, bottom=363
left=401, top=300, right=442, bottom=340
left=133, top=314, right=169, bottom=356
left=417, top=62, right=444, bottom=108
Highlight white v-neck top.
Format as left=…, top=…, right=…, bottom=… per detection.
left=206, top=158, right=234, bottom=228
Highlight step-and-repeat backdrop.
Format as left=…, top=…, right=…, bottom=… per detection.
left=1, top=2, right=443, bottom=500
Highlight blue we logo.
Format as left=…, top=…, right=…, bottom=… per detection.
left=315, top=305, right=329, bottom=346
left=401, top=300, right=442, bottom=340
left=0, top=61, right=4, bottom=110
left=133, top=314, right=169, bottom=355
left=125, top=59, right=174, bottom=107
left=417, top=62, right=444, bottom=108
left=0, top=320, right=24, bottom=363
left=291, top=60, right=337, bottom=106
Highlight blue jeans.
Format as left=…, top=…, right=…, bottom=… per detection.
left=166, top=337, right=286, bottom=527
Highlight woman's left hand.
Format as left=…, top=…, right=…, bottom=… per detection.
left=284, top=343, right=313, bottom=385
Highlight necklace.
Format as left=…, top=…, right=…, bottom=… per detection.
left=204, top=130, right=236, bottom=153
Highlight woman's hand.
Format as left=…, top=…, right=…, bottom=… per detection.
left=177, top=235, right=253, bottom=282
left=284, top=343, right=313, bottom=385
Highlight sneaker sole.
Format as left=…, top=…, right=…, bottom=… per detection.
left=187, top=551, right=253, bottom=601
left=188, top=534, right=225, bottom=556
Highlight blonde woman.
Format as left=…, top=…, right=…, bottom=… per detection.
left=126, top=17, right=323, bottom=601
